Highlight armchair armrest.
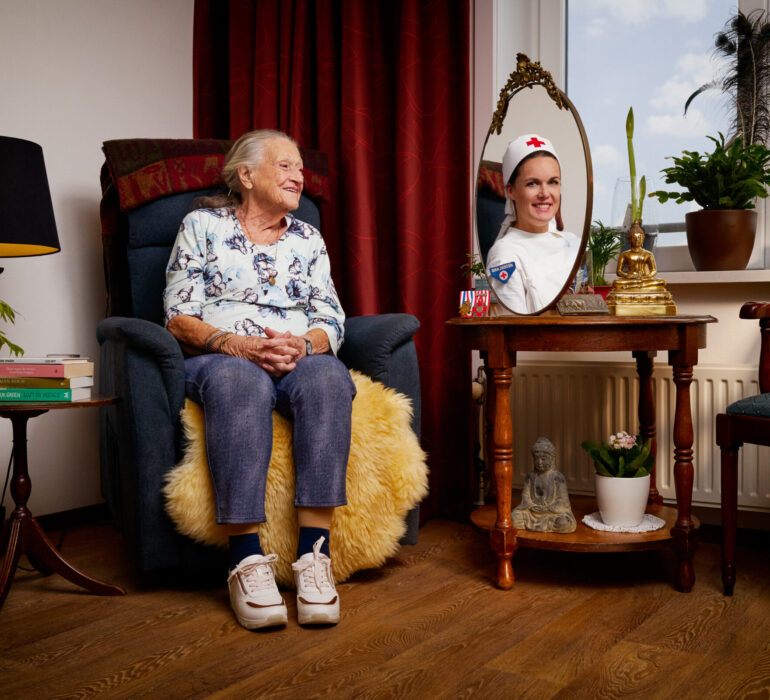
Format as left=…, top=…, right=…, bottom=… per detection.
left=97, top=317, right=186, bottom=414
left=340, top=313, right=420, bottom=378
left=339, top=313, right=421, bottom=438
left=96, top=317, right=188, bottom=569
left=740, top=302, right=770, bottom=393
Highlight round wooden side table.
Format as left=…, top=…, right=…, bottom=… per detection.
left=0, top=396, right=126, bottom=609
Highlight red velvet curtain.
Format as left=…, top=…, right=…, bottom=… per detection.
left=193, top=0, right=472, bottom=520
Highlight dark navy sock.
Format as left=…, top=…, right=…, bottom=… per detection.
left=228, top=533, right=263, bottom=570
left=297, top=526, right=330, bottom=558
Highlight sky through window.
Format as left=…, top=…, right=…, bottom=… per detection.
left=567, top=0, right=736, bottom=244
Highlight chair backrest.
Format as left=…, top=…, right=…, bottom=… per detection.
left=476, top=188, right=505, bottom=263
left=99, top=138, right=329, bottom=323
left=475, top=159, right=505, bottom=263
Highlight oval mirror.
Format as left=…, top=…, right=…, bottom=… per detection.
left=475, top=53, right=593, bottom=315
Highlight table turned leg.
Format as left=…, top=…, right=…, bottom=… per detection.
left=634, top=351, right=662, bottom=505
left=486, top=365, right=516, bottom=589
left=0, top=411, right=126, bottom=609
left=483, top=364, right=497, bottom=503
left=670, top=360, right=698, bottom=592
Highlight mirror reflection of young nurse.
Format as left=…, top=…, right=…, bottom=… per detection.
left=486, top=134, right=581, bottom=314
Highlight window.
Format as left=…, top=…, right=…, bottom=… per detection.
left=479, top=0, right=768, bottom=273
left=567, top=0, right=734, bottom=252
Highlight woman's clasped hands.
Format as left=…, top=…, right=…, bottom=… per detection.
left=224, top=327, right=306, bottom=377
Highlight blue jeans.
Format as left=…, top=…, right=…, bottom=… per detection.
left=184, top=353, right=356, bottom=524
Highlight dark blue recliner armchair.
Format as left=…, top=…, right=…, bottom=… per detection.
left=96, top=139, right=421, bottom=573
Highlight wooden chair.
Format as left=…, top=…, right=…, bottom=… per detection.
left=715, top=301, right=770, bottom=595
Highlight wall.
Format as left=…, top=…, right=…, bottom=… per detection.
left=0, top=0, right=193, bottom=516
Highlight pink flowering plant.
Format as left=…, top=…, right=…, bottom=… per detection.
left=581, top=430, right=653, bottom=478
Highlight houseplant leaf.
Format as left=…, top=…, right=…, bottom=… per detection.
left=0, top=299, right=23, bottom=357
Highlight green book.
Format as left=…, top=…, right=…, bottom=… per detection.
left=0, top=376, right=94, bottom=389
left=0, top=387, right=92, bottom=402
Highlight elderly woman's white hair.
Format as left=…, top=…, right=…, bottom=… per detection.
left=222, top=129, right=299, bottom=195
left=191, top=129, right=299, bottom=211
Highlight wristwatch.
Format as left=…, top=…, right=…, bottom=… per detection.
left=304, top=337, right=313, bottom=356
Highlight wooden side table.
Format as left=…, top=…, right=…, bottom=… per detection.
left=447, top=313, right=717, bottom=592
left=0, top=397, right=126, bottom=608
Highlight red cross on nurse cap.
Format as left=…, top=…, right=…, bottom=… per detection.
left=502, top=133, right=559, bottom=185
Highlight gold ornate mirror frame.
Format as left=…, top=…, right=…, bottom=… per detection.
left=476, top=53, right=594, bottom=315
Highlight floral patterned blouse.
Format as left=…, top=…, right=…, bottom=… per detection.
left=163, top=208, right=345, bottom=354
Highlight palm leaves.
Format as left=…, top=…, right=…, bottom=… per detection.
left=685, top=9, right=770, bottom=146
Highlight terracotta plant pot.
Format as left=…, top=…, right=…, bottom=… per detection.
left=593, top=285, right=612, bottom=301
left=685, top=209, right=757, bottom=271
left=594, top=473, right=650, bottom=527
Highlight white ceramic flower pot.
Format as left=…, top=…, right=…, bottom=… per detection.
left=594, top=473, right=651, bottom=527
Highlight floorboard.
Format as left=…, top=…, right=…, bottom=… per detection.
left=1, top=518, right=768, bottom=699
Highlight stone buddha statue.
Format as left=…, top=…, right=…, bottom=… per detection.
left=606, top=222, right=676, bottom=315
left=512, top=437, right=576, bottom=534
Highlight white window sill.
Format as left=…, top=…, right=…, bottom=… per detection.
left=607, top=268, right=770, bottom=284
left=659, top=269, right=770, bottom=284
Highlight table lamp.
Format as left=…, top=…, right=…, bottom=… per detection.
left=0, top=136, right=60, bottom=262
left=0, top=136, right=60, bottom=355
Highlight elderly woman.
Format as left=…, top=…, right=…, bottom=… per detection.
left=163, top=129, right=355, bottom=630
left=486, top=133, right=582, bottom=314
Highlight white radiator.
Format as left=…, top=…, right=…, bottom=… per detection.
left=496, top=360, right=769, bottom=512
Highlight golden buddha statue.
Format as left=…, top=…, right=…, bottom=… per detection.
left=606, top=222, right=676, bottom=316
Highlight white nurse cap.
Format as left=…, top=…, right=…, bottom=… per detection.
left=496, top=133, right=563, bottom=238
left=502, top=134, right=559, bottom=185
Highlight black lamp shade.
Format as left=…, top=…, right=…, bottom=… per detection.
left=0, top=136, right=60, bottom=257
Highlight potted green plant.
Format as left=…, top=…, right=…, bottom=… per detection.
left=587, top=220, right=624, bottom=298
left=581, top=431, right=653, bottom=527
left=0, top=300, right=23, bottom=356
left=650, top=133, right=770, bottom=270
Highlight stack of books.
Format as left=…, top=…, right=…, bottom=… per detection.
left=0, top=356, right=95, bottom=402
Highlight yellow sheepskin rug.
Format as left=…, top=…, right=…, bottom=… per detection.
left=163, top=370, right=428, bottom=587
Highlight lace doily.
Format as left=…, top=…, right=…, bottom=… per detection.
left=582, top=512, right=666, bottom=533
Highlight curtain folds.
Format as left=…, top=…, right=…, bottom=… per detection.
left=193, top=0, right=472, bottom=520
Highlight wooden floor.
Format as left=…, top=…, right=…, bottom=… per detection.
left=1, top=518, right=769, bottom=699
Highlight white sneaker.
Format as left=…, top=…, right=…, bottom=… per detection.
left=291, top=537, right=340, bottom=625
left=227, top=553, right=287, bottom=630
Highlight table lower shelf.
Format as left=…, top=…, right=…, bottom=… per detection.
left=470, top=496, right=699, bottom=553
